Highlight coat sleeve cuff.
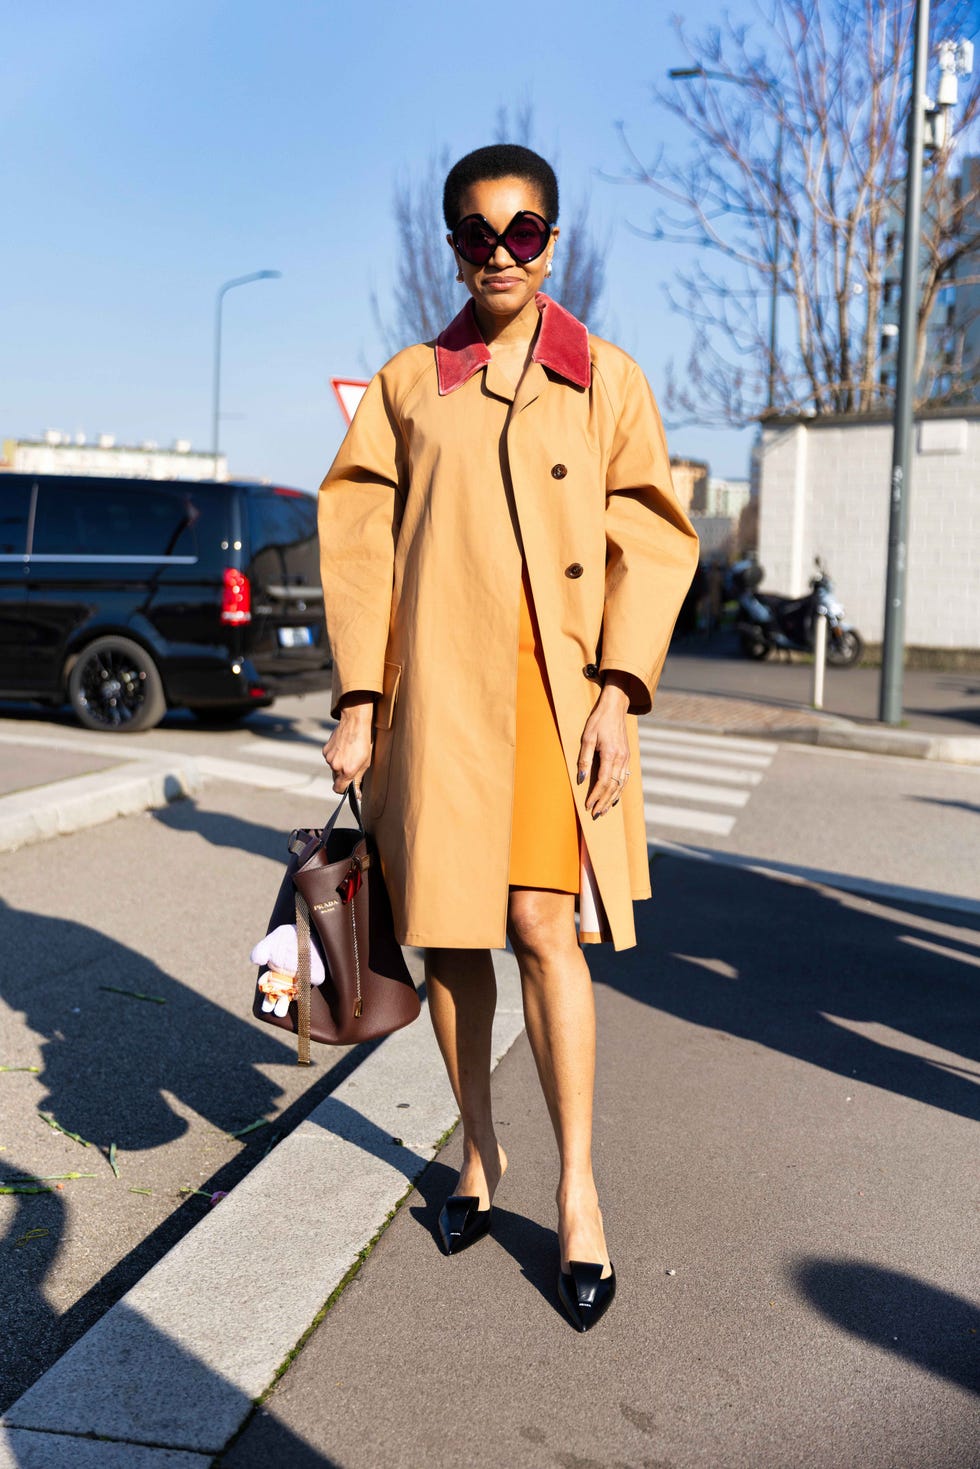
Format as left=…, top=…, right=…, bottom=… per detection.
left=598, top=660, right=653, bottom=716
left=330, top=668, right=383, bottom=722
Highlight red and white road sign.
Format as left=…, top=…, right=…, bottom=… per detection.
left=330, top=378, right=369, bottom=426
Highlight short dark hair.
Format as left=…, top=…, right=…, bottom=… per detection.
left=442, top=144, right=559, bottom=229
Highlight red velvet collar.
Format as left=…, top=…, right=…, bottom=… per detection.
left=435, top=293, right=591, bottom=395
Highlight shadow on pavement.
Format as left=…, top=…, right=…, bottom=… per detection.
left=0, top=895, right=376, bottom=1411
left=590, top=857, right=980, bottom=1126
left=794, top=1258, right=980, bottom=1395
left=2, top=1302, right=342, bottom=1469
left=408, top=1159, right=560, bottom=1313
left=0, top=1167, right=62, bottom=1408
left=151, top=796, right=291, bottom=861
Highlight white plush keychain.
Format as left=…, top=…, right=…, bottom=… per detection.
left=251, top=924, right=326, bottom=1017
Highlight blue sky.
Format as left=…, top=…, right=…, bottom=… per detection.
left=3, top=1, right=818, bottom=486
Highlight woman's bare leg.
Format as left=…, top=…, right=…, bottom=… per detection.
left=507, top=889, right=610, bottom=1275
left=424, top=947, right=507, bottom=1207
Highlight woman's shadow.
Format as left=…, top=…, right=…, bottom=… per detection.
left=0, top=894, right=297, bottom=1149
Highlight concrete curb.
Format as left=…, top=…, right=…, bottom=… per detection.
left=0, top=956, right=526, bottom=1464
left=650, top=714, right=980, bottom=765
left=0, top=759, right=202, bottom=853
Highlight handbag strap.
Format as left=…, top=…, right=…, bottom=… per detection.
left=291, top=785, right=364, bottom=1066
left=295, top=891, right=312, bottom=1066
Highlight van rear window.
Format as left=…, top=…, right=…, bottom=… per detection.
left=32, top=480, right=198, bottom=558
left=246, top=490, right=317, bottom=556
left=0, top=481, right=32, bottom=554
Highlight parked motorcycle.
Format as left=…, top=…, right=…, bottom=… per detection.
left=732, top=558, right=864, bottom=667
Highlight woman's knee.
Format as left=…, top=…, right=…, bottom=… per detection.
left=507, top=890, right=577, bottom=966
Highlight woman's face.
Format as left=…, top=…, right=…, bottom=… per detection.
left=448, top=175, right=558, bottom=320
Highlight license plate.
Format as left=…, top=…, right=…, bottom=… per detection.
left=277, top=625, right=314, bottom=648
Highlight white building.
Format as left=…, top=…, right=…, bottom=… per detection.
left=0, top=432, right=226, bottom=481
left=756, top=407, right=980, bottom=650
left=701, top=476, right=752, bottom=519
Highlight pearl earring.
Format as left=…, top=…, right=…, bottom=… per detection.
left=545, top=260, right=553, bottom=277
left=456, top=268, right=464, bottom=282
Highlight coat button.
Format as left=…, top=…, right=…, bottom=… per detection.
left=583, top=663, right=599, bottom=679
left=565, top=562, right=584, bottom=579
left=551, top=463, right=567, bottom=479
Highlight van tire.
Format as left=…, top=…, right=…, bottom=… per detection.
left=68, top=636, right=167, bottom=733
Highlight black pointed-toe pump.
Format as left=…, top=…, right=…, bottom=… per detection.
left=557, top=1260, right=617, bottom=1332
left=437, top=1194, right=493, bottom=1255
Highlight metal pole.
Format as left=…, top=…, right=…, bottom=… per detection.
left=211, top=271, right=282, bottom=483
left=879, top=0, right=930, bottom=725
left=767, top=114, right=784, bottom=412
left=812, top=609, right=827, bottom=710
left=212, top=286, right=225, bottom=480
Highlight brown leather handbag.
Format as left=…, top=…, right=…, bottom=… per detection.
left=252, top=787, right=420, bottom=1063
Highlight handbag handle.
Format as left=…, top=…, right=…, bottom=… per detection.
left=289, top=783, right=364, bottom=858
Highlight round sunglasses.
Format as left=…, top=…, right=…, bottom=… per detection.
left=451, top=210, right=553, bottom=267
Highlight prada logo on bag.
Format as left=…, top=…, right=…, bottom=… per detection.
left=313, top=899, right=340, bottom=913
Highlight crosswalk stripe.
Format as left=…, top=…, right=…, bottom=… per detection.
left=644, top=802, right=736, bottom=836
left=637, top=737, right=774, bottom=770
left=644, top=777, right=750, bottom=808
left=640, top=756, right=763, bottom=786
left=641, top=726, right=778, bottom=756
left=237, top=740, right=325, bottom=766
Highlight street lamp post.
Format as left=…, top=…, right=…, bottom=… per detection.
left=878, top=0, right=929, bottom=726
left=669, top=67, right=784, bottom=412
left=211, top=271, right=282, bottom=479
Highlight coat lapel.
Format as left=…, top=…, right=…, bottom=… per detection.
left=435, top=294, right=592, bottom=397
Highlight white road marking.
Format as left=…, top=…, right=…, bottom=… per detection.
left=645, top=776, right=751, bottom=808
left=638, top=736, right=775, bottom=770
left=642, top=726, right=778, bottom=755
left=638, top=727, right=775, bottom=839
left=643, top=756, right=764, bottom=787
left=237, top=740, right=325, bottom=765
left=644, top=803, right=736, bottom=836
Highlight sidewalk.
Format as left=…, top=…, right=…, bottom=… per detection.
left=5, top=854, right=976, bottom=1467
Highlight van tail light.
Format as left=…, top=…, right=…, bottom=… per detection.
left=221, top=567, right=252, bottom=624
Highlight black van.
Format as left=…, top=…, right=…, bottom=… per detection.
left=0, top=474, right=331, bottom=731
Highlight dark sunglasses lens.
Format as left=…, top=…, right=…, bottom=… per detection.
left=454, top=217, right=496, bottom=265
left=503, top=214, right=549, bottom=261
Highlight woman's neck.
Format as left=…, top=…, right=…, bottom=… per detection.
left=472, top=294, right=541, bottom=350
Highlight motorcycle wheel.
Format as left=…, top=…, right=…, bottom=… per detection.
left=826, top=628, right=864, bottom=668
left=739, top=631, right=769, bottom=660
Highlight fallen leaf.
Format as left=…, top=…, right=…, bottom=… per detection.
left=227, top=1118, right=270, bottom=1139
left=39, top=1114, right=91, bottom=1148
left=108, top=1143, right=120, bottom=1179
left=98, top=985, right=166, bottom=1005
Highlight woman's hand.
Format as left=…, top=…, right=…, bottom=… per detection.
left=322, top=694, right=375, bottom=795
left=577, top=674, right=632, bottom=818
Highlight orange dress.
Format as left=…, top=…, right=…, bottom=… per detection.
left=509, top=566, right=580, bottom=892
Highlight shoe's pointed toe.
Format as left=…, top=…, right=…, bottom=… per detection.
left=557, top=1260, right=616, bottom=1332
left=437, top=1195, right=492, bottom=1255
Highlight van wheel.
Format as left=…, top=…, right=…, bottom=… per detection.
left=68, top=636, right=167, bottom=732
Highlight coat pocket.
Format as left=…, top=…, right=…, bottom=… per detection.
left=368, top=661, right=402, bottom=820
left=373, top=660, right=402, bottom=731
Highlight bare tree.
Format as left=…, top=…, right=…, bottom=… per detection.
left=619, top=0, right=980, bottom=424
left=376, top=109, right=607, bottom=353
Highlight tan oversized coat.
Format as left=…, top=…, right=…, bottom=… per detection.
left=318, top=294, right=698, bottom=951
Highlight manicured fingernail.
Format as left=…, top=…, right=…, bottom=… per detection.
left=577, top=770, right=586, bottom=784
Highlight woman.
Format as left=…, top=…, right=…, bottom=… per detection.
left=319, top=144, right=698, bottom=1332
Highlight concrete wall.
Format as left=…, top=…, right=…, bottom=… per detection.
left=757, top=414, right=980, bottom=648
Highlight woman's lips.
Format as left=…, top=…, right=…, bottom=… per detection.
left=485, top=277, right=521, bottom=290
